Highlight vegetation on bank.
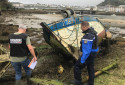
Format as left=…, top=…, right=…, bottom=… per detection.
left=0, top=0, right=13, bottom=11
left=98, top=0, right=125, bottom=6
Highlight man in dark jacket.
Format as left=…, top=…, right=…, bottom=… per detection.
left=74, top=21, right=99, bottom=85
left=9, top=24, right=37, bottom=85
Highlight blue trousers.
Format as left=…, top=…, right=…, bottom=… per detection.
left=11, top=58, right=31, bottom=80
left=74, top=52, right=97, bottom=85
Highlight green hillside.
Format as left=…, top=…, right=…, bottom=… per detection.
left=98, top=0, right=125, bottom=6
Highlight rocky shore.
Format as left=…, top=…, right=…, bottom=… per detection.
left=99, top=18, right=125, bottom=28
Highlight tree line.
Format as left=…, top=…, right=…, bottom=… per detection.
left=0, top=0, right=13, bottom=11
left=98, top=0, right=125, bottom=6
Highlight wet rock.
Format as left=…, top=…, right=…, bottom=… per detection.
left=109, top=27, right=120, bottom=33
left=111, top=34, right=120, bottom=39
left=32, top=38, right=39, bottom=41
left=109, top=27, right=125, bottom=39
left=37, top=40, right=42, bottom=44
left=33, top=32, right=37, bottom=34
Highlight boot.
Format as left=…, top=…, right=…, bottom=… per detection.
left=27, top=76, right=31, bottom=85
left=69, top=80, right=85, bottom=85
left=15, top=80, right=21, bottom=85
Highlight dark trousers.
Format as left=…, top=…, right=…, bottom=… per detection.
left=74, top=52, right=97, bottom=85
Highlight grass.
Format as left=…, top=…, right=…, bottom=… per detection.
left=95, top=73, right=125, bottom=85
left=94, top=45, right=125, bottom=85
left=30, top=78, right=64, bottom=85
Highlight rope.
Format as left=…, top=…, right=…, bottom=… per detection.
left=53, top=16, right=81, bottom=56
left=54, top=17, right=78, bottom=43
left=76, top=17, right=81, bottom=56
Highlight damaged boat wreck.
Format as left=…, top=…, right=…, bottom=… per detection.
left=41, top=9, right=112, bottom=60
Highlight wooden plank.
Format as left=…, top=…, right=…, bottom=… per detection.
left=0, top=62, right=11, bottom=78
left=0, top=45, right=10, bottom=63
left=0, top=54, right=10, bottom=63
left=0, top=45, right=10, bottom=78
left=0, top=46, right=8, bottom=54
left=83, top=62, right=117, bottom=83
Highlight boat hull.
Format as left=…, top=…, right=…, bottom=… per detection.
left=41, top=16, right=106, bottom=60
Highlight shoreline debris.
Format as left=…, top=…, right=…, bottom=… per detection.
left=83, top=62, right=118, bottom=83
left=0, top=45, right=10, bottom=78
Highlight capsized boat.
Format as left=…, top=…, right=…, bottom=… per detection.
left=40, top=10, right=111, bottom=60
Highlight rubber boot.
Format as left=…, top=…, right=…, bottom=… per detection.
left=27, top=76, right=31, bottom=85
left=15, top=80, right=21, bottom=85
left=69, top=80, right=85, bottom=85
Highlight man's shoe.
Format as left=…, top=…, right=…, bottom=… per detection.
left=27, top=76, right=31, bottom=85
left=68, top=80, right=86, bottom=85
left=68, top=80, right=76, bottom=85
left=15, top=80, right=21, bottom=85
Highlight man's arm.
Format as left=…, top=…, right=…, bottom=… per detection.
left=26, top=36, right=37, bottom=61
left=9, top=44, right=10, bottom=49
left=27, top=44, right=37, bottom=61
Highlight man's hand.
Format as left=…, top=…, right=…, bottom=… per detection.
left=33, top=56, right=37, bottom=62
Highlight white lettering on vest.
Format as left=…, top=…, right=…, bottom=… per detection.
left=10, top=39, right=22, bottom=44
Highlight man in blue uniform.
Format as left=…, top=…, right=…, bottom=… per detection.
left=74, top=21, right=99, bottom=85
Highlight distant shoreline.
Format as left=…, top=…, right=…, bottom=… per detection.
left=1, top=9, right=125, bottom=16
left=0, top=10, right=125, bottom=29
left=95, top=11, right=125, bottom=16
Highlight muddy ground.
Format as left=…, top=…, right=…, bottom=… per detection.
left=0, top=12, right=125, bottom=85
left=0, top=38, right=125, bottom=85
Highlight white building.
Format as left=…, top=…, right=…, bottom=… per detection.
left=105, top=5, right=116, bottom=12
left=84, top=6, right=91, bottom=10
left=119, top=5, right=125, bottom=12
left=97, top=5, right=125, bottom=13
left=97, top=6, right=106, bottom=11
left=93, top=6, right=98, bottom=11
left=11, top=2, right=24, bottom=8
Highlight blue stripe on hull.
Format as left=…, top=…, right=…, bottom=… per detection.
left=48, top=16, right=98, bottom=31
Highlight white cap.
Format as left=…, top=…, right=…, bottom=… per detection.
left=19, top=24, right=27, bottom=29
